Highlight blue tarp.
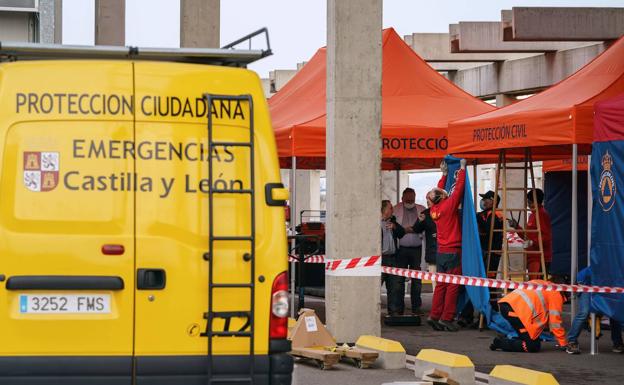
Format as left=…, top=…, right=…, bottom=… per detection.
left=444, top=156, right=515, bottom=336
left=544, top=171, right=589, bottom=276
left=590, top=146, right=624, bottom=323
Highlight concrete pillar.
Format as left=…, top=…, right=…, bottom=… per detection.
left=54, top=0, right=62, bottom=44
left=180, top=0, right=220, bottom=48
left=326, top=0, right=382, bottom=342
left=95, top=0, right=125, bottom=46
left=39, top=0, right=58, bottom=44
left=495, top=94, right=516, bottom=107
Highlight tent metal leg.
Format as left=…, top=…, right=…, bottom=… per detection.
left=590, top=313, right=598, bottom=355
left=588, top=155, right=597, bottom=355
left=473, top=161, right=478, bottom=206
left=396, top=169, right=400, bottom=204
left=290, top=156, right=297, bottom=318
left=571, top=144, right=579, bottom=322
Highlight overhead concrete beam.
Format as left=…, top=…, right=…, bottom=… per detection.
left=428, top=62, right=491, bottom=72
left=503, top=7, right=624, bottom=41
left=405, top=33, right=535, bottom=62
left=450, top=22, right=594, bottom=53
left=451, top=42, right=609, bottom=98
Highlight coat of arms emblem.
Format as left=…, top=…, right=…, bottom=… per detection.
left=23, top=152, right=60, bottom=192
left=599, top=150, right=616, bottom=212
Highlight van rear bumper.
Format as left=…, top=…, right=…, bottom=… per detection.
left=0, top=348, right=294, bottom=385
left=136, top=352, right=293, bottom=385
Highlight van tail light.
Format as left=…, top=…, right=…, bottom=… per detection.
left=270, top=271, right=289, bottom=339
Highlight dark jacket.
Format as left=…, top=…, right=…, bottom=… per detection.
left=412, top=208, right=437, bottom=264
left=476, top=209, right=503, bottom=254
left=381, top=216, right=406, bottom=256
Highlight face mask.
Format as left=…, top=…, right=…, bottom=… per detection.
left=479, top=200, right=486, bottom=210
left=404, top=203, right=416, bottom=210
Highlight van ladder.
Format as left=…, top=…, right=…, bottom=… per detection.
left=203, top=94, right=256, bottom=384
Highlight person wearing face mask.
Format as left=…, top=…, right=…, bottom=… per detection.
left=394, top=188, right=426, bottom=315
left=380, top=200, right=406, bottom=316
left=477, top=191, right=504, bottom=275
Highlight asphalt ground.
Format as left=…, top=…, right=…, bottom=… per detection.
left=291, top=288, right=624, bottom=385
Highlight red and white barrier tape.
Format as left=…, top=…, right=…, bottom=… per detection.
left=288, top=255, right=325, bottom=263
left=325, top=255, right=381, bottom=271
left=288, top=254, right=624, bottom=294
left=382, top=266, right=624, bottom=294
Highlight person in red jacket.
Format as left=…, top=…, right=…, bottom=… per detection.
left=508, top=189, right=552, bottom=279
left=426, top=159, right=466, bottom=332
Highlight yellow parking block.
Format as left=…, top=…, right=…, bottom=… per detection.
left=356, top=335, right=406, bottom=353
left=489, top=365, right=559, bottom=385
left=416, top=349, right=473, bottom=368
left=356, top=335, right=406, bottom=369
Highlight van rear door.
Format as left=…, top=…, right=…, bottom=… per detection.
left=132, top=62, right=257, bottom=383
left=0, top=62, right=135, bottom=383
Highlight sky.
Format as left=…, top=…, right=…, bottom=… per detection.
left=63, top=0, right=624, bottom=78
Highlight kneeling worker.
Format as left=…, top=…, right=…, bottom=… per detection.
left=490, top=281, right=568, bottom=353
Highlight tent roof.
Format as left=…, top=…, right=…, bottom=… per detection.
left=269, top=28, right=495, bottom=170
left=448, top=37, right=624, bottom=160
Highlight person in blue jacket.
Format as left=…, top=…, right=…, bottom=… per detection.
left=566, top=266, right=624, bottom=354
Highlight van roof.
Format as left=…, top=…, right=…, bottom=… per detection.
left=0, top=28, right=272, bottom=68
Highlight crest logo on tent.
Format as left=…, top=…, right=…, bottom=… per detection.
left=599, top=150, right=616, bottom=212
left=23, top=152, right=60, bottom=192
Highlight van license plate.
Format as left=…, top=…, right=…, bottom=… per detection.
left=19, top=294, right=111, bottom=314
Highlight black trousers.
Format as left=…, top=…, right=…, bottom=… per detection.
left=498, top=303, right=541, bottom=353
left=396, top=246, right=423, bottom=311
left=382, top=254, right=404, bottom=315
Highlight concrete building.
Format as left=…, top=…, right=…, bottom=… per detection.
left=0, top=0, right=60, bottom=43
left=0, top=0, right=219, bottom=48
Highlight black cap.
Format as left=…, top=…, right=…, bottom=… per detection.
left=479, top=190, right=500, bottom=207
left=479, top=190, right=498, bottom=201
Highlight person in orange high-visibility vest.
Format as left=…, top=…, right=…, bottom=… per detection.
left=490, top=280, right=568, bottom=353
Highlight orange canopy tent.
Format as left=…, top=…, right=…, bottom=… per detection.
left=269, top=28, right=495, bottom=170
left=447, top=37, right=624, bottom=302
left=448, top=36, right=624, bottom=160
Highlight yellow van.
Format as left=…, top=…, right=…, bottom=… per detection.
left=0, top=35, right=292, bottom=385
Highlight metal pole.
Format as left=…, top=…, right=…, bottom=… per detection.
left=396, top=169, right=400, bottom=204
left=571, top=145, right=579, bottom=322
left=290, top=156, right=297, bottom=318
left=588, top=155, right=597, bottom=355
left=473, top=161, right=478, bottom=206
left=587, top=155, right=592, bottom=268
